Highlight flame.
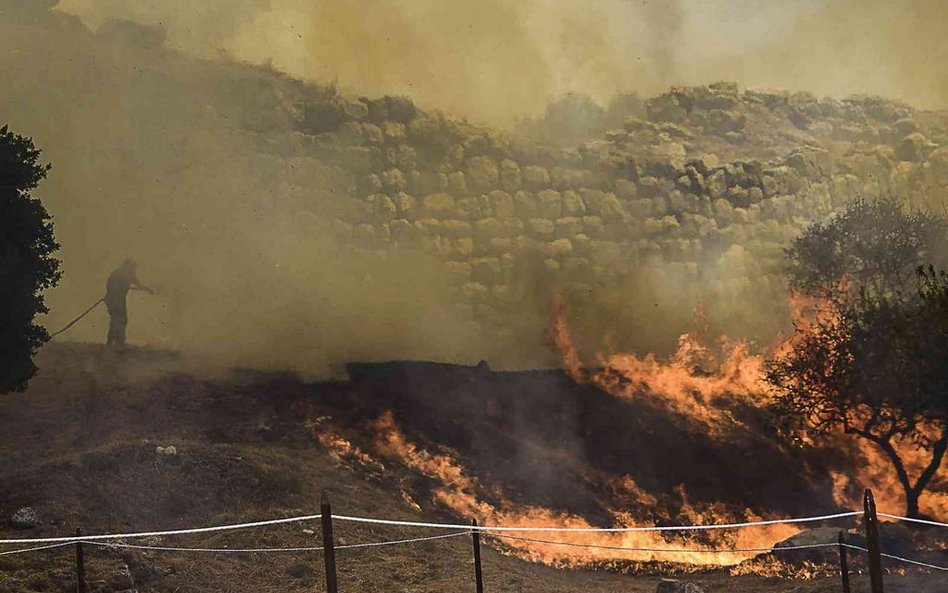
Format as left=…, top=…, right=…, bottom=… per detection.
left=372, top=411, right=799, bottom=568
left=548, top=293, right=585, bottom=384
left=551, top=296, right=948, bottom=522
left=592, top=334, right=769, bottom=431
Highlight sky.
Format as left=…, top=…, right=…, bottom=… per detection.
left=55, top=0, right=948, bottom=126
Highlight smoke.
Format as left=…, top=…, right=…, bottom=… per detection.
left=0, top=10, right=538, bottom=375
left=58, top=0, right=948, bottom=127
left=5, top=1, right=948, bottom=374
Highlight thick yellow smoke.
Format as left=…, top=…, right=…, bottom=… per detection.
left=59, top=0, right=948, bottom=126
left=0, top=11, right=534, bottom=375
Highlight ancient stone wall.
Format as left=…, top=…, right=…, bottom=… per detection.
left=277, top=85, right=948, bottom=342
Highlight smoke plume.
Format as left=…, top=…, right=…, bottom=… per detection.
left=59, top=0, right=948, bottom=126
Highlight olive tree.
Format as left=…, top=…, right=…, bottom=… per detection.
left=0, top=125, right=60, bottom=393
left=769, top=199, right=948, bottom=517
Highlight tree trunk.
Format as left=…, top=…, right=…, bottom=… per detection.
left=870, top=431, right=948, bottom=518
left=904, top=489, right=920, bottom=520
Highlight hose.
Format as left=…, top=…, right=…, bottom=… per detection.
left=49, top=297, right=105, bottom=338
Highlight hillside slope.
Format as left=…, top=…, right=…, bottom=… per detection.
left=0, top=345, right=944, bottom=592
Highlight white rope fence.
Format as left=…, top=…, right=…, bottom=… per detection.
left=0, top=508, right=945, bottom=574
left=84, top=531, right=470, bottom=554
left=0, top=509, right=867, bottom=545
left=0, top=513, right=323, bottom=545
left=0, top=542, right=75, bottom=557
left=877, top=513, right=948, bottom=529
left=489, top=533, right=840, bottom=554
left=842, top=543, right=948, bottom=572
left=327, top=510, right=864, bottom=533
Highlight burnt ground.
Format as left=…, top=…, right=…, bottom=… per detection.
left=0, top=343, right=944, bottom=593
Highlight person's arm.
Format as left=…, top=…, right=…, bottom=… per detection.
left=130, top=275, right=156, bottom=294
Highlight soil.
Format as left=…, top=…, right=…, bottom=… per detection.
left=0, top=343, right=944, bottom=593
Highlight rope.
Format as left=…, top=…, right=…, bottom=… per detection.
left=85, top=531, right=470, bottom=554
left=877, top=513, right=948, bottom=529
left=842, top=543, right=948, bottom=572
left=0, top=513, right=322, bottom=545
left=49, top=297, right=104, bottom=338
left=0, top=510, right=863, bottom=544
left=0, top=542, right=74, bottom=556
left=330, top=510, right=863, bottom=533
left=490, top=533, right=839, bottom=554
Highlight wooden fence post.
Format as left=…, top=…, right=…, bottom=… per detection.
left=863, top=488, right=884, bottom=593
left=75, top=528, right=86, bottom=593
left=471, top=519, right=484, bottom=593
left=837, top=530, right=851, bottom=593
left=321, top=491, right=338, bottom=593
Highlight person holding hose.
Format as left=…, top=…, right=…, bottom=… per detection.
left=105, top=258, right=154, bottom=347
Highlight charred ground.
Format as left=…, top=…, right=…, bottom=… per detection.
left=0, top=344, right=944, bottom=593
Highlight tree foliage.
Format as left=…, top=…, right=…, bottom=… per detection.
left=769, top=199, right=948, bottom=517
left=0, top=125, right=61, bottom=393
left=785, top=197, right=948, bottom=301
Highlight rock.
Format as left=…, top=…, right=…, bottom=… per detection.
left=443, top=261, right=472, bottom=280
left=368, top=194, right=397, bottom=223
left=462, top=282, right=489, bottom=303
left=582, top=215, right=604, bottom=238
left=561, top=190, right=586, bottom=216
left=466, top=156, right=500, bottom=192
left=488, top=190, right=515, bottom=219
left=646, top=94, right=687, bottom=123
left=473, top=218, right=506, bottom=241
left=381, top=121, right=407, bottom=143
left=588, top=192, right=627, bottom=220
left=10, top=507, right=38, bottom=530
left=527, top=218, right=555, bottom=241
left=441, top=220, right=472, bottom=239
left=547, top=238, right=573, bottom=258
left=471, top=258, right=502, bottom=283
left=286, top=562, right=314, bottom=580
left=367, top=95, right=417, bottom=123
left=522, top=165, right=551, bottom=190
left=393, top=145, right=417, bottom=170
left=447, top=237, right=475, bottom=259
left=340, top=98, right=369, bottom=121
left=381, top=168, right=408, bottom=192
left=421, top=193, right=456, bottom=218
left=447, top=171, right=467, bottom=195
left=500, top=159, right=522, bottom=192
left=155, top=445, right=178, bottom=456
left=395, top=192, right=417, bottom=218
left=414, top=218, right=440, bottom=235
left=106, top=566, right=135, bottom=591
left=614, top=178, right=638, bottom=199
left=390, top=219, right=416, bottom=243
left=896, top=132, right=934, bottom=162
left=337, top=121, right=364, bottom=146
left=301, top=101, right=344, bottom=134
left=513, top=191, right=538, bottom=218
left=536, top=190, right=562, bottom=219
left=362, top=123, right=384, bottom=145
left=487, top=237, right=512, bottom=256
left=457, top=196, right=486, bottom=220
left=893, top=118, right=919, bottom=138
left=555, top=217, right=583, bottom=238
left=655, top=578, right=705, bottom=593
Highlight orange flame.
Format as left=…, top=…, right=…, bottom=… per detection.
left=551, top=295, right=948, bottom=522
left=372, top=411, right=800, bottom=568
